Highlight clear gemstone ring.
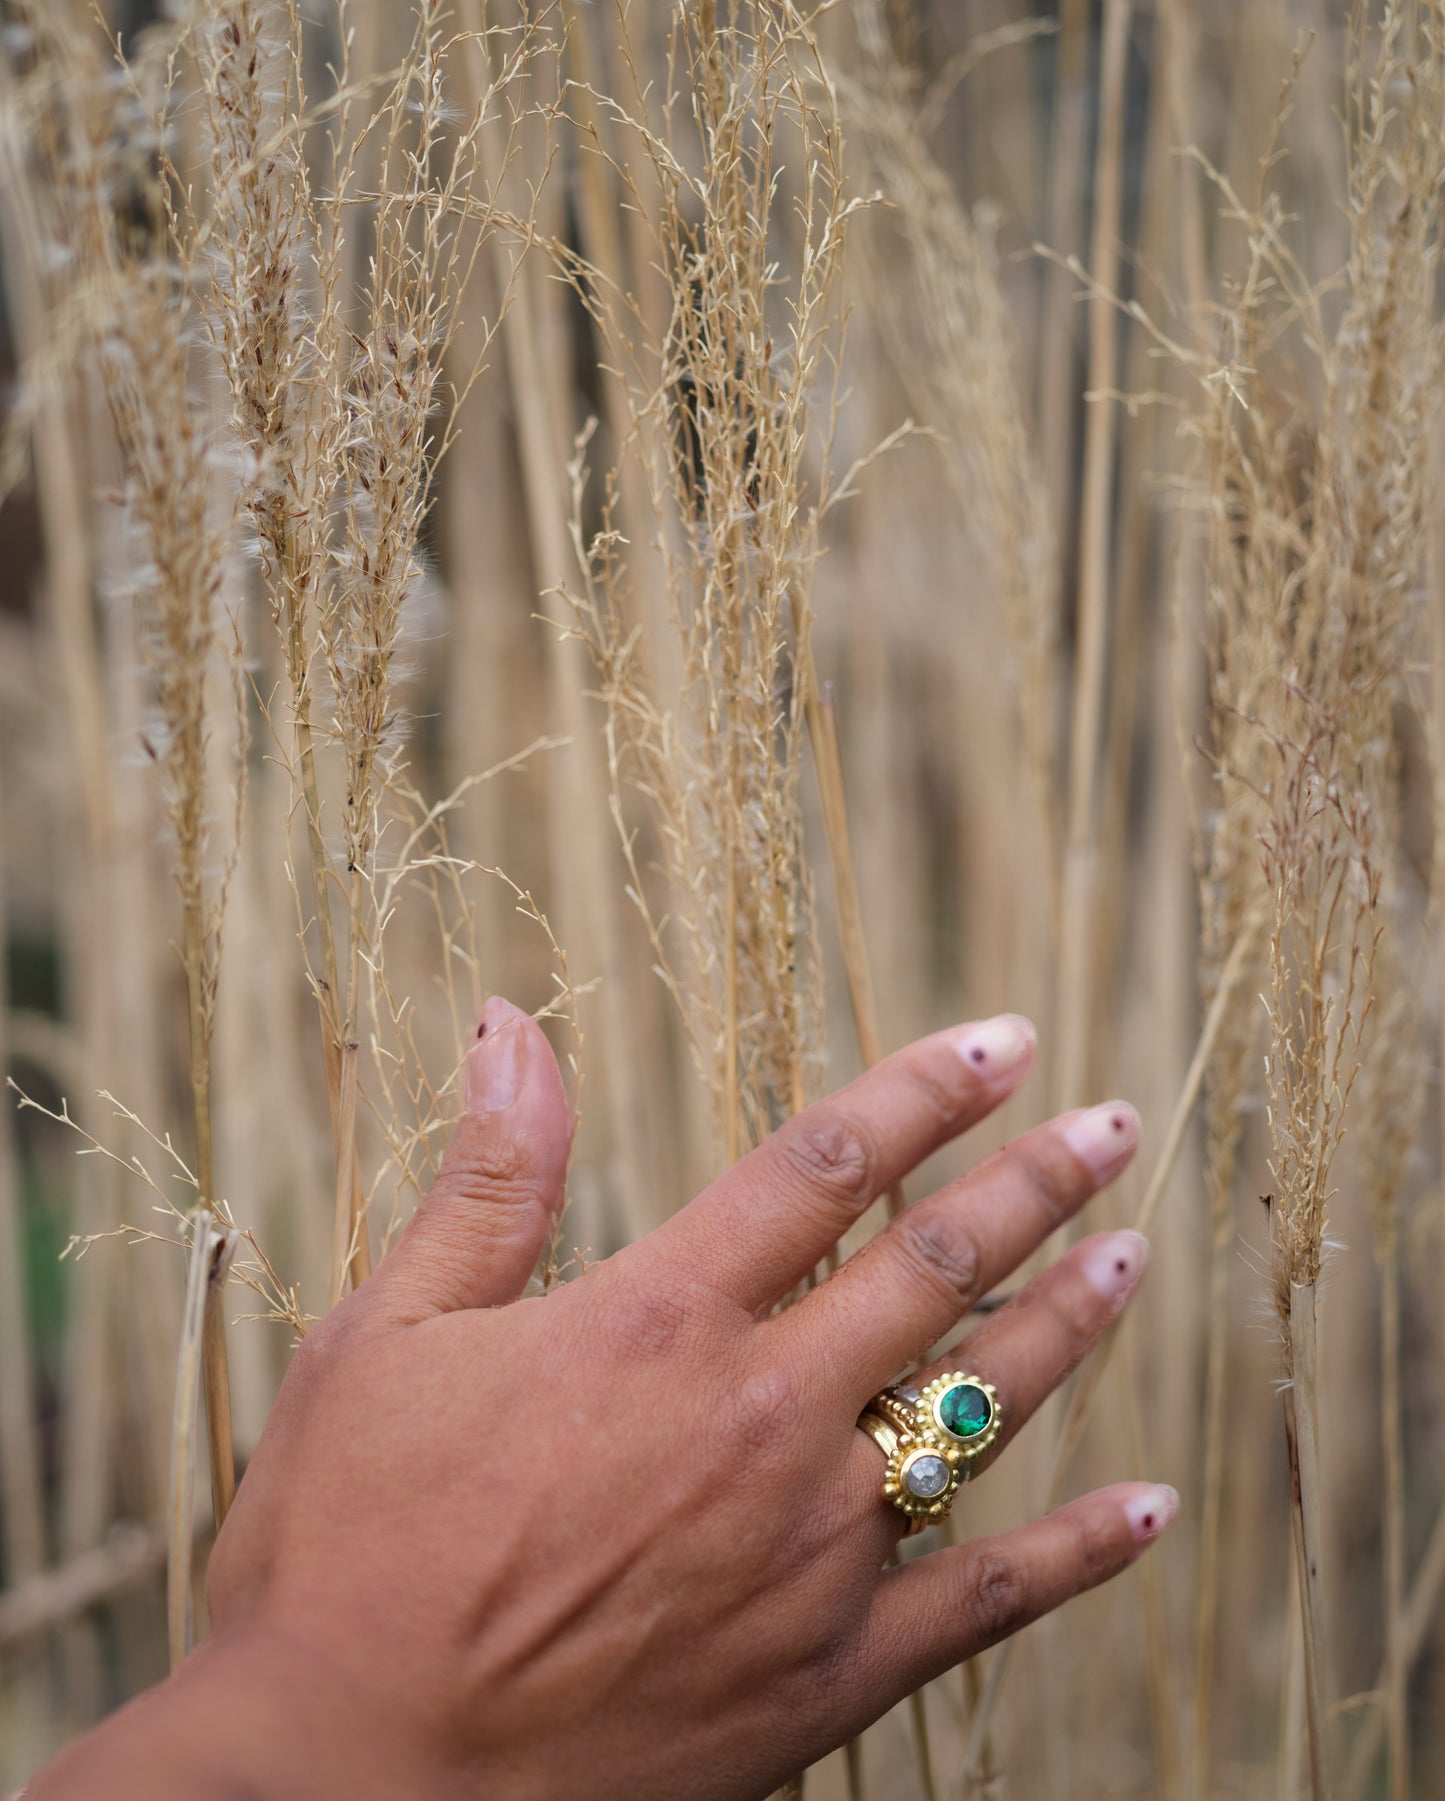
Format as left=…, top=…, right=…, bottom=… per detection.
left=859, top=1371, right=1002, bottom=1527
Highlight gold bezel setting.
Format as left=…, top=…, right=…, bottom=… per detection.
left=917, top=1372, right=1001, bottom=1462
left=883, top=1440, right=962, bottom=1521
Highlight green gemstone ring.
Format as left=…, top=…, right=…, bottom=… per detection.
left=862, top=1371, right=1002, bottom=1527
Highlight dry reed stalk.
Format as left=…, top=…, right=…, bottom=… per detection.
left=1354, top=942, right=1422, bottom=1801
left=0, top=772, right=48, bottom=1760
left=1040, top=910, right=1265, bottom=1493
left=0, top=171, right=58, bottom=1639
left=166, top=1212, right=236, bottom=1668
left=843, top=5, right=1061, bottom=910
left=905, top=1690, right=937, bottom=1801
left=1157, top=0, right=1210, bottom=320
left=1280, top=1569, right=1305, bottom=1801
left=201, top=1229, right=238, bottom=1527
left=559, top=0, right=672, bottom=679
left=1342, top=1490, right=1445, bottom=1800
left=1119, top=1326, right=1181, bottom=1795
left=1336, top=471, right=1427, bottom=1798
left=843, top=1737, right=864, bottom=1801
left=1053, top=0, right=1131, bottom=1118
left=808, top=683, right=901, bottom=1231
left=1037, top=0, right=1088, bottom=536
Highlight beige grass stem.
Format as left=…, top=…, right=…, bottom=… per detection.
left=1379, top=1224, right=1407, bottom=1801
left=1054, top=0, right=1132, bottom=1116
left=1282, top=1282, right=1331, bottom=1801
left=167, top=1212, right=235, bottom=1667
left=0, top=779, right=46, bottom=1603
left=329, top=1036, right=363, bottom=1310
left=1046, top=912, right=1262, bottom=1485
left=201, top=1231, right=238, bottom=1529
left=811, top=681, right=903, bottom=1222
left=1343, top=1493, right=1445, bottom=1801
left=1037, top=0, right=1088, bottom=528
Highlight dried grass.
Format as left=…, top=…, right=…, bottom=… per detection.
left=4, top=5, right=1445, bottom=1799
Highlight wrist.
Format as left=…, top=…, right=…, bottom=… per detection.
left=28, top=1613, right=450, bottom=1801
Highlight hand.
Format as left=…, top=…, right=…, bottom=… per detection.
left=32, top=1000, right=1173, bottom=1801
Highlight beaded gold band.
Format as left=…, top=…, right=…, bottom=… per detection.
left=858, top=1372, right=1002, bottom=1527
left=855, top=1410, right=927, bottom=1536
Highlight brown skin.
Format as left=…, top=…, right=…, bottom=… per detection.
left=29, top=999, right=1172, bottom=1801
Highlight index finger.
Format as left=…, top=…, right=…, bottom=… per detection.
left=641, top=1015, right=1036, bottom=1312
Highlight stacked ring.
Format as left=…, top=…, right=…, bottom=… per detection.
left=858, top=1372, right=1001, bottom=1527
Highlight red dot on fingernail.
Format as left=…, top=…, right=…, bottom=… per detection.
left=476, top=1023, right=487, bottom=1041
left=1115, top=1258, right=1129, bottom=1275
left=1111, top=1113, right=1126, bottom=1132
left=970, top=1047, right=987, bottom=1065
left=1141, top=1513, right=1155, bottom=1530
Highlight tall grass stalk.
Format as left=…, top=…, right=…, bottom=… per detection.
left=1053, top=0, right=1131, bottom=1118
left=166, top=1213, right=236, bottom=1668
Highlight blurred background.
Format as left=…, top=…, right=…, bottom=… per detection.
left=1, top=0, right=1442, bottom=1796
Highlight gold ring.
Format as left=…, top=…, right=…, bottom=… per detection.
left=857, top=1411, right=900, bottom=1458
left=856, top=1410, right=927, bottom=1536
left=860, top=1371, right=1001, bottom=1527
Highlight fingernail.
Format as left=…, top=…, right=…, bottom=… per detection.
left=1081, top=1230, right=1150, bottom=1310
left=954, top=1015, right=1036, bottom=1085
left=1061, top=1101, right=1139, bottom=1182
left=1124, top=1484, right=1179, bottom=1542
left=465, top=997, right=527, bottom=1113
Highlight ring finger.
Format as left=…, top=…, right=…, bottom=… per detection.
left=778, top=1101, right=1141, bottom=1408
left=847, top=1228, right=1150, bottom=1554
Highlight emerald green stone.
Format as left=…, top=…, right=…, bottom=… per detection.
left=938, top=1382, right=992, bottom=1441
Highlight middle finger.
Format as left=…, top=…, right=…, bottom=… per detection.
left=843, top=1228, right=1150, bottom=1558
left=773, top=1101, right=1140, bottom=1404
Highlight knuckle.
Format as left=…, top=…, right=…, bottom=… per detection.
left=893, top=1206, right=982, bottom=1312
left=439, top=1112, right=561, bottom=1222
left=1045, top=1271, right=1109, bottom=1354
left=793, top=1622, right=860, bottom=1693
left=963, top=1548, right=1029, bottom=1647
left=1011, top=1138, right=1078, bottom=1232
left=776, top=1108, right=877, bottom=1210
left=612, top=1286, right=689, bottom=1359
left=901, top=1052, right=970, bottom=1132
left=1072, top=1506, right=1129, bottom=1590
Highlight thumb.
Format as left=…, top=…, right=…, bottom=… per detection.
left=371, top=996, right=572, bottom=1319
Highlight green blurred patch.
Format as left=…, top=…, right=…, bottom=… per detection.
left=6, top=934, right=62, bottom=1017
left=20, top=1158, right=69, bottom=1363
